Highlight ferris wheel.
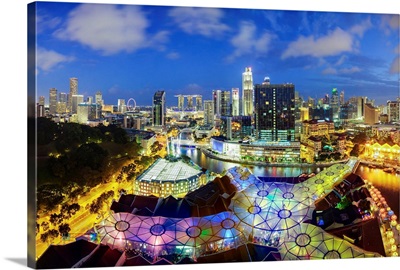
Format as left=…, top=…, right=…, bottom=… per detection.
left=126, top=98, right=137, bottom=112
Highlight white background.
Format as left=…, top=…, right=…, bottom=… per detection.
left=0, top=0, right=399, bottom=270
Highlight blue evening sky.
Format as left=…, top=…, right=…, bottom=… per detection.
left=33, top=1, right=400, bottom=107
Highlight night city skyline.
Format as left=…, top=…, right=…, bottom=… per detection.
left=34, top=2, right=399, bottom=107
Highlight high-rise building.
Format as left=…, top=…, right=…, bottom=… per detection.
left=364, top=103, right=380, bottom=125
left=254, top=83, right=295, bottom=141
left=49, top=88, right=57, bottom=115
left=242, top=67, right=253, bottom=116
left=231, top=88, right=239, bottom=116
left=38, top=96, right=45, bottom=107
left=118, top=99, right=126, bottom=113
left=387, top=99, right=400, bottom=123
left=212, top=90, right=221, bottom=118
left=340, top=90, right=345, bottom=105
left=95, top=91, right=103, bottom=106
left=187, top=95, right=194, bottom=111
left=195, top=95, right=202, bottom=111
left=220, top=90, right=231, bottom=117
left=203, top=100, right=214, bottom=126
left=71, top=94, right=84, bottom=114
left=176, top=95, right=184, bottom=111
left=68, top=77, right=78, bottom=111
left=153, top=91, right=166, bottom=126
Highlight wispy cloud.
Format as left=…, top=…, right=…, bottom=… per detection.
left=54, top=4, right=169, bottom=55
left=36, top=13, right=62, bottom=34
left=37, top=47, right=75, bottom=72
left=166, top=52, right=180, bottom=60
left=168, top=7, right=230, bottom=37
left=322, top=66, right=361, bottom=75
left=227, top=21, right=275, bottom=62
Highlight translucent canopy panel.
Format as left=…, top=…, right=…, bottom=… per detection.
left=226, top=166, right=260, bottom=191
left=96, top=212, right=143, bottom=250
left=278, top=223, right=381, bottom=260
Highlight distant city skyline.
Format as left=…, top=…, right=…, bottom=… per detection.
left=34, top=2, right=399, bottom=107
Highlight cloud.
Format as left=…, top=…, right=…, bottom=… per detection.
left=36, top=14, right=62, bottom=34
left=390, top=56, right=399, bottom=74
left=166, top=52, right=180, bottom=60
left=282, top=28, right=354, bottom=59
left=322, top=66, right=361, bottom=75
left=349, top=18, right=372, bottom=37
left=381, top=14, right=400, bottom=35
left=227, top=21, right=275, bottom=62
left=168, top=7, right=229, bottom=37
left=37, top=47, right=75, bottom=72
left=54, top=4, right=168, bottom=55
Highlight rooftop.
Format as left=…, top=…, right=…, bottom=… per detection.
left=137, top=158, right=202, bottom=182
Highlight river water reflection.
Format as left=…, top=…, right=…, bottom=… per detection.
left=181, top=148, right=400, bottom=217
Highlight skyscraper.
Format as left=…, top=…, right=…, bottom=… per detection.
left=220, top=90, right=231, bottom=117
left=195, top=95, right=203, bottom=111
left=242, top=67, right=253, bottom=116
left=254, top=82, right=295, bottom=141
left=231, top=88, right=239, bottom=116
left=49, top=88, right=57, bottom=115
left=69, top=77, right=78, bottom=111
left=153, top=91, right=166, bottom=126
left=212, top=90, right=221, bottom=118
left=118, top=99, right=126, bottom=113
left=203, top=100, right=214, bottom=126
left=71, top=94, right=84, bottom=114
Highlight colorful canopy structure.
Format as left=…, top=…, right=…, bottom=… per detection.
left=91, top=158, right=381, bottom=262
left=278, top=223, right=380, bottom=260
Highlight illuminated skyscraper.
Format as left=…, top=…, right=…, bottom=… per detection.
left=176, top=95, right=184, bottom=111
left=153, top=91, right=166, bottom=126
left=118, top=99, right=126, bottom=113
left=195, top=95, right=202, bottom=111
left=68, top=77, right=78, bottom=111
left=242, top=67, right=253, bottom=116
left=71, top=94, right=84, bottom=114
left=203, top=100, right=214, bottom=126
left=254, top=82, right=295, bottom=141
left=212, top=90, right=221, bottom=117
left=38, top=96, right=45, bottom=106
left=232, top=88, right=239, bottom=116
left=220, top=91, right=231, bottom=117
left=49, top=88, right=57, bottom=115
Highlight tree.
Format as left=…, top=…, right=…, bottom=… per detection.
left=41, top=221, right=50, bottom=232
left=58, top=223, right=71, bottom=238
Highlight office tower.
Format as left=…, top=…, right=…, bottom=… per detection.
left=203, top=100, right=214, bottom=126
left=330, top=88, right=340, bottom=123
left=56, top=92, right=67, bottom=114
left=87, top=96, right=93, bottom=104
left=220, top=90, right=231, bottom=117
left=340, top=90, right=345, bottom=105
left=226, top=117, right=232, bottom=140
left=242, top=67, right=253, bottom=116
left=195, top=95, right=202, bottom=111
left=95, top=91, right=103, bottom=119
left=77, top=103, right=97, bottom=124
left=71, top=94, right=84, bottom=114
left=307, top=97, right=315, bottom=109
left=364, top=103, right=380, bottom=125
left=95, top=91, right=103, bottom=106
left=232, top=88, right=239, bottom=116
left=176, top=95, right=184, bottom=111
left=387, top=99, right=400, bottom=123
left=38, top=96, right=45, bottom=106
left=254, top=83, right=295, bottom=141
left=212, top=90, right=221, bottom=117
left=68, top=77, right=78, bottom=111
left=118, top=99, right=126, bottom=113
left=153, top=91, right=166, bottom=126
left=49, top=88, right=57, bottom=115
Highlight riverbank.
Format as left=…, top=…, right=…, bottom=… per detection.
left=200, top=147, right=348, bottom=168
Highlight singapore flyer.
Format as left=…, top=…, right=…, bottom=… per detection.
left=126, top=98, right=137, bottom=112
